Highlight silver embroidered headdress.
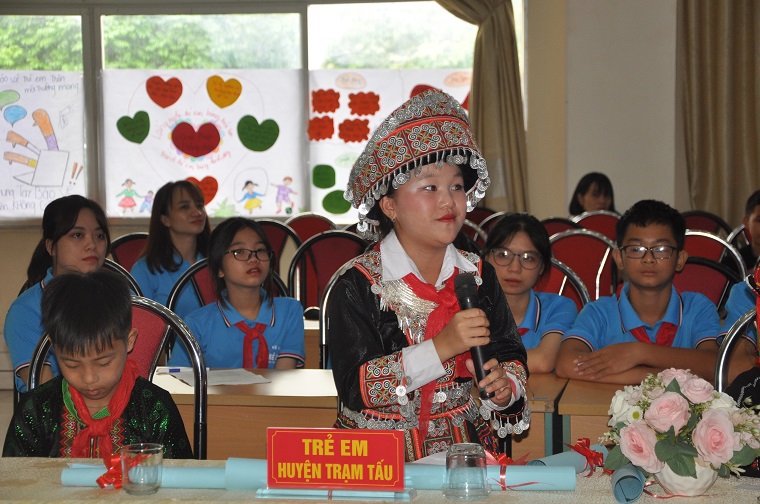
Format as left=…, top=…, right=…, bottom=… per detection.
left=344, top=90, right=490, bottom=241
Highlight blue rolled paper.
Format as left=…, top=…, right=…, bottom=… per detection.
left=404, top=463, right=575, bottom=491
left=611, top=464, right=646, bottom=503
left=526, top=444, right=608, bottom=473
left=224, top=457, right=268, bottom=490
left=256, top=488, right=416, bottom=501
left=61, top=464, right=226, bottom=489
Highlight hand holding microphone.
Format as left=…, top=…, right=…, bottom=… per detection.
left=454, top=273, right=495, bottom=400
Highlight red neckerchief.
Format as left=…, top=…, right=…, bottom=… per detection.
left=517, top=328, right=529, bottom=336
left=402, top=270, right=468, bottom=443
left=68, top=358, right=140, bottom=458
left=629, top=322, right=678, bottom=346
left=235, top=321, right=269, bottom=368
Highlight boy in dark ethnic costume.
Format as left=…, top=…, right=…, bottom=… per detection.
left=3, top=270, right=192, bottom=458
left=329, top=90, right=529, bottom=461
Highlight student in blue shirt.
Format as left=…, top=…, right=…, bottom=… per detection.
left=481, top=213, right=577, bottom=373
left=4, top=195, right=111, bottom=392
left=556, top=199, right=722, bottom=384
left=169, top=217, right=305, bottom=369
left=721, top=269, right=759, bottom=385
left=130, top=180, right=210, bottom=317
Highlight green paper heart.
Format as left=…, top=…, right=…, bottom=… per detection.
left=0, top=89, right=20, bottom=110
left=237, top=116, right=279, bottom=152
left=117, top=111, right=150, bottom=144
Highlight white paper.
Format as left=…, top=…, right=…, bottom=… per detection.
left=155, top=366, right=271, bottom=386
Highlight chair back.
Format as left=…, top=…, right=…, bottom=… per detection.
left=256, top=219, right=302, bottom=279
left=467, top=206, right=498, bottom=227
left=683, top=230, right=746, bottom=279
left=682, top=210, right=732, bottom=237
left=673, top=256, right=741, bottom=313
left=541, top=217, right=581, bottom=238
left=110, top=232, right=148, bottom=272
left=533, top=258, right=591, bottom=312
left=460, top=219, right=487, bottom=250
left=103, top=259, right=143, bottom=296
left=549, top=229, right=618, bottom=300
left=478, top=211, right=508, bottom=237
left=728, top=224, right=750, bottom=250
left=715, top=307, right=757, bottom=392
left=571, top=210, right=620, bottom=241
left=285, top=212, right=337, bottom=242
left=27, top=296, right=208, bottom=459
left=288, top=230, right=368, bottom=319
left=318, top=259, right=357, bottom=369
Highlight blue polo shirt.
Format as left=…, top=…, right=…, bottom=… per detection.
left=723, top=281, right=757, bottom=341
left=130, top=254, right=202, bottom=318
left=169, top=292, right=305, bottom=368
left=564, top=284, right=721, bottom=351
left=518, top=290, right=578, bottom=350
left=4, top=268, right=60, bottom=392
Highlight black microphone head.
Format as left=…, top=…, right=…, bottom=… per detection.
left=454, top=273, right=478, bottom=301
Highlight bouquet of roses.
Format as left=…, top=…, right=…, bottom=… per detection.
left=602, top=368, right=760, bottom=478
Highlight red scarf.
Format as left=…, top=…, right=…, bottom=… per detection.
left=403, top=271, right=471, bottom=442
left=68, top=358, right=140, bottom=458
left=234, top=321, right=269, bottom=368
left=629, top=323, right=678, bottom=346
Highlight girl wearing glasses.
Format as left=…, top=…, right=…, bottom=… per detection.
left=131, top=180, right=211, bottom=318
left=481, top=213, right=578, bottom=373
left=169, top=217, right=304, bottom=369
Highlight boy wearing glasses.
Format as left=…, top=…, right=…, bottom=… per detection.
left=555, top=199, right=721, bottom=384
left=168, top=217, right=304, bottom=369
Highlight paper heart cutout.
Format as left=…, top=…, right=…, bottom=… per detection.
left=186, top=176, right=218, bottom=205
left=237, top=116, right=279, bottom=152
left=0, top=90, right=20, bottom=110
left=207, top=76, right=242, bottom=108
left=171, top=122, right=220, bottom=158
left=117, top=111, right=150, bottom=144
left=146, top=76, right=183, bottom=108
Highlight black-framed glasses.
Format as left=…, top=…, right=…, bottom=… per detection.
left=489, top=247, right=542, bottom=270
left=619, top=245, right=677, bottom=260
left=225, top=248, right=274, bottom=262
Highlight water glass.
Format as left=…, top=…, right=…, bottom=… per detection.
left=120, top=443, right=163, bottom=495
left=442, top=443, right=490, bottom=500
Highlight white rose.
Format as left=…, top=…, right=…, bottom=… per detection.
left=709, top=392, right=739, bottom=414
left=609, top=390, right=634, bottom=427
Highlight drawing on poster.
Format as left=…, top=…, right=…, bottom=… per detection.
left=0, top=72, right=85, bottom=218
left=103, top=70, right=301, bottom=218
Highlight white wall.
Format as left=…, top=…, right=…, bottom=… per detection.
left=527, top=0, right=679, bottom=218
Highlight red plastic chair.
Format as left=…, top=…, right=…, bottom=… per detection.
left=28, top=296, right=209, bottom=459
left=550, top=229, right=618, bottom=300
left=682, top=210, right=732, bottom=237
left=467, top=206, right=499, bottom=227
left=673, top=256, right=741, bottom=313
left=542, top=217, right=582, bottom=238
left=257, top=219, right=302, bottom=278
left=683, top=230, right=746, bottom=279
left=287, top=230, right=368, bottom=320
left=571, top=210, right=620, bottom=242
left=534, top=258, right=591, bottom=312
left=110, top=232, right=149, bottom=272
left=478, top=211, right=508, bottom=237
left=728, top=224, right=750, bottom=250
left=461, top=219, right=487, bottom=250
left=285, top=212, right=338, bottom=242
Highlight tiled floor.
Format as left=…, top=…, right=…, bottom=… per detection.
left=1, top=390, right=12, bottom=449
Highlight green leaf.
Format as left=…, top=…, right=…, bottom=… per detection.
left=667, top=454, right=696, bottom=478
left=730, top=444, right=760, bottom=467
left=655, top=439, right=679, bottom=462
left=718, top=464, right=730, bottom=477
left=604, top=445, right=629, bottom=471
left=665, top=379, right=683, bottom=394
left=675, top=442, right=698, bottom=458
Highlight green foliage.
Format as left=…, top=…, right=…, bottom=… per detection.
left=730, top=443, right=759, bottom=467
left=603, top=445, right=628, bottom=472
left=0, top=16, right=82, bottom=70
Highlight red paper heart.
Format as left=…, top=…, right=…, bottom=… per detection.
left=171, top=122, right=220, bottom=158
left=146, top=77, right=183, bottom=108
left=186, top=176, right=218, bottom=205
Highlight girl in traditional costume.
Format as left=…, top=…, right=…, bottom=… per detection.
left=328, top=90, right=529, bottom=461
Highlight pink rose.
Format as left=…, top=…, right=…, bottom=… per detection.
left=680, top=377, right=714, bottom=404
left=658, top=368, right=693, bottom=386
left=620, top=421, right=664, bottom=473
left=693, top=408, right=736, bottom=466
left=644, top=392, right=691, bottom=434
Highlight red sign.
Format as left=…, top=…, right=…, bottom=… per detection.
left=267, top=428, right=405, bottom=491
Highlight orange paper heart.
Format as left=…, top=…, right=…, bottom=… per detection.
left=146, top=76, right=182, bottom=108
left=207, top=76, right=242, bottom=108
left=186, top=176, right=218, bottom=205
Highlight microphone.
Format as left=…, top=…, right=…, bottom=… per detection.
left=453, top=273, right=494, bottom=399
